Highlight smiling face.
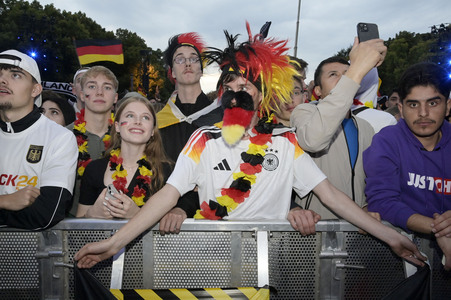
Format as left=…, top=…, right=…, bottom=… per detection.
left=170, top=46, right=202, bottom=86
left=40, top=100, right=65, bottom=126
left=81, top=73, right=117, bottom=114
left=115, top=101, right=155, bottom=146
left=399, top=85, right=451, bottom=149
left=0, top=66, right=42, bottom=121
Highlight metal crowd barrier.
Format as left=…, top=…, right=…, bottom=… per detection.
left=0, top=218, right=449, bottom=300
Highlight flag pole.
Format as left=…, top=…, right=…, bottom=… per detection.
left=293, top=0, right=302, bottom=57
left=72, top=37, right=82, bottom=68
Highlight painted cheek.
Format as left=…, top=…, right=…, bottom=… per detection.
left=120, top=121, right=128, bottom=126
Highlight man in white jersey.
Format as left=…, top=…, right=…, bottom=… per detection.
left=75, top=25, right=425, bottom=268
left=0, top=49, right=78, bottom=230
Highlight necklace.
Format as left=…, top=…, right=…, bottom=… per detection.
left=194, top=114, right=276, bottom=220
left=109, top=149, right=153, bottom=206
left=73, top=109, right=114, bottom=178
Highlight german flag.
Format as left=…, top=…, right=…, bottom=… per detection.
left=75, top=39, right=124, bottom=65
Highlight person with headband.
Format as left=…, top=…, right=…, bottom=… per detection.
left=156, top=32, right=223, bottom=162
left=156, top=32, right=224, bottom=232
left=75, top=23, right=425, bottom=269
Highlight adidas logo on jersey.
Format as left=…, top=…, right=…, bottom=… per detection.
left=214, top=159, right=231, bottom=171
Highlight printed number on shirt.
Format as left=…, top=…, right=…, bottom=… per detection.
left=0, top=174, right=38, bottom=189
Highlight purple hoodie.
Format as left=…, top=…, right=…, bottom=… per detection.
left=363, top=119, right=451, bottom=231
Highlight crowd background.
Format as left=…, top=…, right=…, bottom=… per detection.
left=1, top=0, right=450, bottom=104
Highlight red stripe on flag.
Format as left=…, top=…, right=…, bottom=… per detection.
left=76, top=44, right=123, bottom=56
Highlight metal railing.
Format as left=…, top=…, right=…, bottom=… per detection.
left=0, top=218, right=449, bottom=299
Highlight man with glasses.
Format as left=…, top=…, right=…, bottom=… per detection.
left=273, top=56, right=309, bottom=126
left=290, top=38, right=385, bottom=220
left=156, top=32, right=222, bottom=162
left=157, top=33, right=223, bottom=233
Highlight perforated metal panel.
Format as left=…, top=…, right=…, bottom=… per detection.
left=240, top=232, right=258, bottom=287
left=0, top=232, right=40, bottom=299
left=66, top=230, right=114, bottom=300
left=343, top=232, right=405, bottom=299
left=152, top=231, right=234, bottom=288
left=269, top=231, right=319, bottom=300
left=122, top=234, right=144, bottom=289
left=3, top=220, right=450, bottom=300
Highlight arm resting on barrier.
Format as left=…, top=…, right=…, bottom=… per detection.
left=158, top=190, right=198, bottom=235
left=287, top=207, right=321, bottom=236
left=159, top=190, right=308, bottom=235
left=0, top=185, right=40, bottom=211
left=432, top=211, right=451, bottom=238
left=0, top=186, right=70, bottom=230
left=408, top=212, right=451, bottom=270
left=312, top=179, right=426, bottom=266
left=75, top=183, right=180, bottom=268
left=436, top=235, right=451, bottom=270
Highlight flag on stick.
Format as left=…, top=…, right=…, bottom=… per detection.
left=75, top=39, right=124, bottom=65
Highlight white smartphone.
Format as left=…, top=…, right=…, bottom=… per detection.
left=107, top=184, right=119, bottom=199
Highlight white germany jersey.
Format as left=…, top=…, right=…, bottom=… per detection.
left=167, top=126, right=326, bottom=220
left=0, top=116, right=78, bottom=194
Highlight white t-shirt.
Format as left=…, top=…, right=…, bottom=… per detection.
left=167, top=125, right=326, bottom=220
left=0, top=115, right=78, bottom=194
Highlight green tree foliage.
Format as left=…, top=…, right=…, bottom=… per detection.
left=334, top=45, right=352, bottom=61
left=0, top=0, right=171, bottom=98
left=378, top=31, right=436, bottom=94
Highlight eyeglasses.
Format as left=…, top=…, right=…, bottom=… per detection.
left=173, top=56, right=200, bottom=65
left=291, top=88, right=308, bottom=98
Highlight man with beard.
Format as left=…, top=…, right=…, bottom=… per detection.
left=0, top=50, right=77, bottom=229
left=364, top=62, right=451, bottom=270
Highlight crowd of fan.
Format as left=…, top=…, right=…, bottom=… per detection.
left=0, top=24, right=450, bottom=271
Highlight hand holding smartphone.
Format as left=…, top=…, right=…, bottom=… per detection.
left=357, top=22, right=379, bottom=42
left=107, top=184, right=119, bottom=199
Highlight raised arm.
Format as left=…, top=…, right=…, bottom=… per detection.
left=291, top=38, right=386, bottom=152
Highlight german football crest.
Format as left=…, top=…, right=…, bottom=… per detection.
left=26, top=145, right=43, bottom=163
left=262, top=153, right=279, bottom=171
